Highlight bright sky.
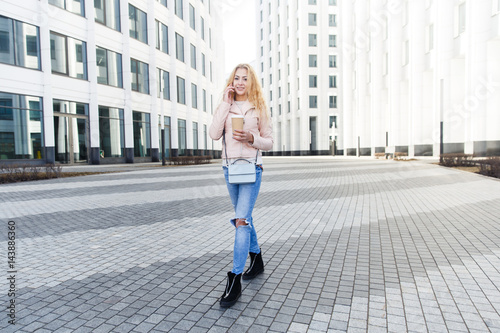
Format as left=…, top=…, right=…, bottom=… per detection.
left=218, top=0, right=257, bottom=75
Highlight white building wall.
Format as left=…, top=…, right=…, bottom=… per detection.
left=0, top=0, right=224, bottom=164
left=342, top=0, right=500, bottom=157
left=257, top=0, right=341, bottom=155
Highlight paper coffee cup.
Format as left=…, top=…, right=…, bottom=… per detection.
left=231, top=115, right=244, bottom=132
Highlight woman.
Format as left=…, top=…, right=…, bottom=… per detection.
left=209, top=63, right=273, bottom=307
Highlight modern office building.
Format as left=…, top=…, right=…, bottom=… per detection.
left=0, top=0, right=224, bottom=165
left=341, top=0, right=500, bottom=157
left=257, top=0, right=341, bottom=155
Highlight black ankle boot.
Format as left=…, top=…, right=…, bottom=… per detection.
left=220, top=272, right=242, bottom=308
left=242, top=250, right=264, bottom=280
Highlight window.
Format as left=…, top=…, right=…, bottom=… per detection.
left=329, top=14, right=336, bottom=27
left=203, top=124, right=207, bottom=150
left=309, top=75, right=317, bottom=88
left=0, top=16, right=41, bottom=70
left=178, top=119, right=186, bottom=156
left=158, top=68, right=170, bottom=100
left=201, top=53, right=206, bottom=76
left=308, top=13, right=317, bottom=26
left=96, top=47, right=122, bottom=87
left=129, top=4, right=147, bottom=43
left=426, top=24, right=434, bottom=52
left=49, top=0, right=85, bottom=16
left=156, top=20, right=168, bottom=53
left=190, top=44, right=196, bottom=69
left=329, top=55, right=337, bottom=68
left=329, top=0, right=337, bottom=5
left=132, top=111, right=151, bottom=157
left=157, top=0, right=167, bottom=7
left=175, top=0, right=183, bottom=19
left=177, top=76, right=186, bottom=104
left=192, top=121, right=198, bottom=151
left=176, top=33, right=184, bottom=62
left=94, top=0, right=120, bottom=31
left=308, top=34, right=317, bottom=47
left=203, top=89, right=207, bottom=111
left=457, top=2, right=466, bottom=35
left=309, top=55, right=317, bottom=67
left=329, top=75, right=337, bottom=88
left=329, top=35, right=337, bottom=47
left=0, top=92, right=43, bottom=160
left=191, top=83, right=198, bottom=108
left=201, top=17, right=205, bottom=40
left=189, top=4, right=196, bottom=30
left=329, top=115, right=337, bottom=128
left=99, top=106, right=124, bottom=158
left=403, top=40, right=409, bottom=65
left=329, top=96, right=337, bottom=108
left=131, top=59, right=149, bottom=94
left=309, top=96, right=317, bottom=108
left=308, top=0, right=316, bottom=4
left=50, top=32, right=87, bottom=79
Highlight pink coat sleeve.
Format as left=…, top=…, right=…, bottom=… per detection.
left=209, top=102, right=231, bottom=140
left=250, top=116, right=273, bottom=151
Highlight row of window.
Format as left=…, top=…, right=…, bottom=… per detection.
left=308, top=75, right=337, bottom=88
left=267, top=94, right=338, bottom=117
left=259, top=13, right=337, bottom=41
left=259, top=0, right=337, bottom=22
left=0, top=14, right=211, bottom=75
left=308, top=34, right=337, bottom=47
left=0, top=91, right=209, bottom=161
left=49, top=0, right=211, bottom=45
left=1, top=15, right=212, bottom=108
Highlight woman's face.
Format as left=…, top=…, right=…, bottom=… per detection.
left=232, top=68, right=249, bottom=100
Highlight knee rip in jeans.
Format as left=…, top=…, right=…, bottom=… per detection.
left=235, top=218, right=248, bottom=228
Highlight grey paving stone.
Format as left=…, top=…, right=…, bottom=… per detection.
left=3, top=157, right=500, bottom=333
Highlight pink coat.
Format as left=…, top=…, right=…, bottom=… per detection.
left=209, top=101, right=273, bottom=163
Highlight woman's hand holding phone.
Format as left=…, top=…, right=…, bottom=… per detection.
left=223, top=85, right=235, bottom=104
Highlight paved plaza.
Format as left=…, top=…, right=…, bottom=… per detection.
left=1, top=156, right=500, bottom=333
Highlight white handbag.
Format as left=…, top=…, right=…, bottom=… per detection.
left=223, top=129, right=259, bottom=184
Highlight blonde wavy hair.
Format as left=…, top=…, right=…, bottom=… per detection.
left=225, top=63, right=270, bottom=124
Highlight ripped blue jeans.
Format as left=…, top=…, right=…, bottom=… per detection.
left=223, top=165, right=262, bottom=275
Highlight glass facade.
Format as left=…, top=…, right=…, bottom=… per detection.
left=131, top=59, right=149, bottom=94
left=177, top=76, right=185, bottom=104
left=156, top=20, right=168, bottom=53
left=177, top=118, right=186, bottom=156
left=95, top=0, right=120, bottom=31
left=175, top=0, right=184, bottom=19
left=192, top=121, right=198, bottom=152
left=191, top=83, right=197, bottom=109
left=96, top=47, right=122, bottom=87
left=162, top=116, right=171, bottom=158
left=176, top=33, right=184, bottom=62
left=50, top=32, right=87, bottom=79
left=99, top=106, right=124, bottom=158
left=129, top=4, right=147, bottom=43
left=0, top=92, right=43, bottom=160
left=132, top=111, right=151, bottom=157
left=0, top=16, right=41, bottom=70
left=49, top=0, right=85, bottom=17
left=189, top=4, right=196, bottom=30
left=158, top=68, right=170, bottom=100
left=190, top=44, right=196, bottom=69
left=53, top=99, right=89, bottom=164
